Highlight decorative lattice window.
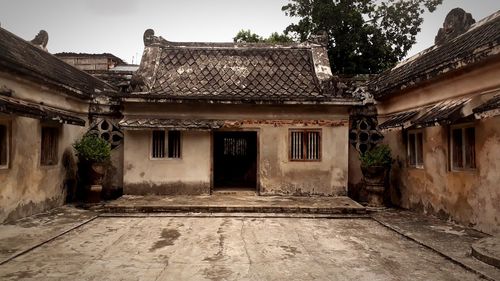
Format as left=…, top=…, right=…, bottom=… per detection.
left=407, top=130, right=424, bottom=168
left=290, top=130, right=321, bottom=161
left=41, top=126, right=59, bottom=165
left=451, top=125, right=475, bottom=170
left=0, top=124, right=8, bottom=168
left=151, top=130, right=181, bottom=159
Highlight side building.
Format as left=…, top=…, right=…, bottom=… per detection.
left=371, top=9, right=500, bottom=234
left=119, top=30, right=362, bottom=196
left=0, top=28, right=116, bottom=222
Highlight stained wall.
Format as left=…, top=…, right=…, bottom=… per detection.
left=122, top=103, right=350, bottom=196
left=375, top=61, right=500, bottom=235
left=0, top=74, right=88, bottom=223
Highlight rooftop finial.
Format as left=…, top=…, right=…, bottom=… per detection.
left=30, top=30, right=49, bottom=51
left=435, top=8, right=475, bottom=45
left=309, top=31, right=329, bottom=46
left=143, top=29, right=156, bottom=46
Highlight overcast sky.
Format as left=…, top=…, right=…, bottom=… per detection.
left=0, top=0, right=498, bottom=64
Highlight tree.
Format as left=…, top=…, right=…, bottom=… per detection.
left=233, top=30, right=263, bottom=43
left=233, top=29, right=293, bottom=44
left=281, top=0, right=443, bottom=74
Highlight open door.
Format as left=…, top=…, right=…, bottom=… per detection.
left=213, top=131, right=257, bottom=190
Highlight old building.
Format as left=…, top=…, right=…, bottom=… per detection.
left=55, top=52, right=124, bottom=71
left=119, top=30, right=362, bottom=196
left=0, top=28, right=116, bottom=222
left=370, top=9, right=500, bottom=234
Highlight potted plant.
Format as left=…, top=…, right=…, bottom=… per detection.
left=359, top=144, right=392, bottom=206
left=73, top=134, right=111, bottom=203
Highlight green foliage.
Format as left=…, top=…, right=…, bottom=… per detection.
left=233, top=29, right=293, bottom=43
left=266, top=32, right=294, bottom=43
left=281, top=0, right=443, bottom=74
left=234, top=29, right=262, bottom=43
left=360, top=144, right=392, bottom=168
left=73, top=134, right=111, bottom=163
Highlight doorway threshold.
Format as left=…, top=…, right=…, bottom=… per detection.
left=212, top=187, right=257, bottom=196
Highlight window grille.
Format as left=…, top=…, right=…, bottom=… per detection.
left=290, top=130, right=321, bottom=161
left=41, top=127, right=59, bottom=165
left=451, top=126, right=475, bottom=169
left=152, top=130, right=181, bottom=159
left=407, top=130, right=424, bottom=167
left=168, top=131, right=181, bottom=158
left=152, top=130, right=166, bottom=158
left=223, top=137, right=248, bottom=156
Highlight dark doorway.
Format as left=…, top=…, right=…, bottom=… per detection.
left=213, top=131, right=257, bottom=190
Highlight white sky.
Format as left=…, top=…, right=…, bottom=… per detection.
left=0, top=0, right=498, bottom=64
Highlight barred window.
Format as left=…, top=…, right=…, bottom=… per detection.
left=290, top=130, right=321, bottom=161
left=407, top=130, right=424, bottom=168
left=41, top=126, right=59, bottom=166
left=168, top=131, right=181, bottom=158
left=151, top=130, right=181, bottom=159
left=451, top=125, right=475, bottom=170
left=0, top=124, right=8, bottom=167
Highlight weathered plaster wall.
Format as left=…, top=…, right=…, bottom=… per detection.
left=0, top=74, right=89, bottom=223
left=0, top=72, right=89, bottom=115
left=123, top=130, right=212, bottom=195
left=347, top=144, right=363, bottom=199
left=122, top=103, right=350, bottom=196
left=0, top=116, right=86, bottom=223
left=122, top=124, right=349, bottom=196
left=258, top=124, right=348, bottom=196
left=383, top=117, right=500, bottom=235
left=372, top=60, right=500, bottom=235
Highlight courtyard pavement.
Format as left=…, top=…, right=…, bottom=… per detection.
left=0, top=205, right=499, bottom=280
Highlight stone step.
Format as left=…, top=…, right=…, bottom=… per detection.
left=89, top=195, right=367, bottom=215
left=96, top=205, right=367, bottom=215
left=471, top=236, right=500, bottom=269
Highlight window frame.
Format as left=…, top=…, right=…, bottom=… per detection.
left=150, top=130, right=182, bottom=160
left=407, top=129, right=424, bottom=169
left=450, top=123, right=476, bottom=171
left=40, top=125, right=60, bottom=166
left=0, top=121, right=10, bottom=170
left=288, top=129, right=322, bottom=162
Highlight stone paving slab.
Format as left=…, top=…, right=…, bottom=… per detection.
left=92, top=195, right=367, bottom=215
left=373, top=210, right=500, bottom=281
left=0, top=206, right=97, bottom=264
left=0, top=216, right=486, bottom=281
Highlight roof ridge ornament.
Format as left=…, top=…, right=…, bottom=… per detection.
left=308, top=31, right=329, bottom=47
left=435, top=8, right=475, bottom=45
left=30, top=30, right=49, bottom=51
left=144, top=29, right=160, bottom=46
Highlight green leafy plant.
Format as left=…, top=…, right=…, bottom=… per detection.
left=360, top=144, right=392, bottom=168
left=73, top=134, right=111, bottom=163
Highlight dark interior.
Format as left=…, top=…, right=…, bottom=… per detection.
left=213, top=131, right=257, bottom=189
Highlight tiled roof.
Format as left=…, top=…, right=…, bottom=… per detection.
left=473, top=94, right=500, bottom=114
left=411, top=97, right=471, bottom=128
left=0, top=28, right=116, bottom=98
left=370, top=10, right=500, bottom=100
left=119, top=118, right=225, bottom=130
left=379, top=110, right=419, bottom=130
left=128, top=30, right=351, bottom=103
left=0, top=95, right=85, bottom=126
